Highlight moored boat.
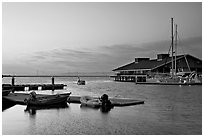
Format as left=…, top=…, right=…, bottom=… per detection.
left=80, top=96, right=101, bottom=108
left=77, top=80, right=85, bottom=85
left=77, top=76, right=85, bottom=85
left=154, top=18, right=202, bottom=85
left=158, top=71, right=202, bottom=84
left=24, top=92, right=71, bottom=106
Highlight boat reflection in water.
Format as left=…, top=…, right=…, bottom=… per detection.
left=24, top=102, right=69, bottom=116
left=2, top=101, right=16, bottom=111
left=80, top=104, right=114, bottom=113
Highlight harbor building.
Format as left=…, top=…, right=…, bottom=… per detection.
left=111, top=54, right=202, bottom=82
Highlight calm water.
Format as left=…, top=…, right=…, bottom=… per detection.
left=2, top=77, right=202, bottom=135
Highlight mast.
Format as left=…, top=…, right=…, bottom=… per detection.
left=175, top=24, right=177, bottom=74
left=171, top=18, right=174, bottom=77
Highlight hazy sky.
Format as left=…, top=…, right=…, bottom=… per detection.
left=2, top=2, right=202, bottom=74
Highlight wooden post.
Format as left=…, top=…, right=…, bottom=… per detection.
left=135, top=76, right=137, bottom=84
left=11, top=76, right=15, bottom=86
left=52, top=76, right=55, bottom=91
left=11, top=76, right=15, bottom=93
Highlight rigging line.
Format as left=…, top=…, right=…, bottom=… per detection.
left=177, top=33, right=191, bottom=72
left=164, top=33, right=176, bottom=66
left=163, top=20, right=177, bottom=71
left=163, top=20, right=177, bottom=67
left=162, top=41, right=172, bottom=69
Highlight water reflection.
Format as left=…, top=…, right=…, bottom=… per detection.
left=2, top=99, right=16, bottom=111
left=24, top=107, right=37, bottom=116
left=24, top=103, right=69, bottom=116
left=100, top=105, right=114, bottom=113
left=2, top=103, right=16, bottom=111
left=80, top=104, right=114, bottom=113
left=80, top=104, right=100, bottom=111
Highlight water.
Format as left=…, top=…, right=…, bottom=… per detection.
left=2, top=77, right=202, bottom=135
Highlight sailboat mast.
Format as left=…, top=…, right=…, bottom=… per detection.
left=171, top=18, right=174, bottom=77
left=175, top=24, right=177, bottom=74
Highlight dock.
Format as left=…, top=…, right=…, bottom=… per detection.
left=2, top=74, right=109, bottom=92
left=2, top=93, right=144, bottom=107
left=2, top=74, right=110, bottom=78
left=3, top=84, right=66, bottom=91
left=111, top=75, right=202, bottom=85
left=135, top=82, right=202, bottom=85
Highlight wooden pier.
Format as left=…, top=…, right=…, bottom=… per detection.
left=135, top=81, right=202, bottom=85
left=2, top=74, right=110, bottom=91
left=2, top=74, right=108, bottom=92
left=2, top=74, right=110, bottom=78
left=110, top=75, right=202, bottom=85
left=2, top=84, right=66, bottom=91
left=110, top=75, right=147, bottom=82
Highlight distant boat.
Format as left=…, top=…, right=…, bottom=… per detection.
left=24, top=92, right=71, bottom=106
left=77, top=80, right=86, bottom=85
left=77, top=77, right=85, bottom=85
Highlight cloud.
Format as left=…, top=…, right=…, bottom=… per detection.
left=102, top=36, right=202, bottom=59
left=19, top=48, right=113, bottom=73
left=3, top=36, right=201, bottom=74
left=23, top=43, right=163, bottom=73
left=176, top=36, right=202, bottom=58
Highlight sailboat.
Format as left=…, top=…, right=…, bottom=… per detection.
left=158, top=18, right=201, bottom=85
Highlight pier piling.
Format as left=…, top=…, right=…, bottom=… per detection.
left=3, top=75, right=66, bottom=91
left=11, top=77, right=15, bottom=93
left=52, top=76, right=55, bottom=91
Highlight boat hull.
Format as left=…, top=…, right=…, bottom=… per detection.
left=77, top=80, right=85, bottom=85
left=2, top=90, right=11, bottom=96
left=25, top=93, right=71, bottom=106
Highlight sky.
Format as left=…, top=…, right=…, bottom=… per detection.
left=2, top=2, right=202, bottom=74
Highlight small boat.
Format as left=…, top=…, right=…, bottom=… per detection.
left=80, top=96, right=101, bottom=108
left=77, top=77, right=85, bottom=85
left=2, top=90, right=11, bottom=96
left=24, top=92, right=71, bottom=106
left=77, top=80, right=85, bottom=85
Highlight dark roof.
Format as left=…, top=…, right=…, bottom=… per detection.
left=112, top=60, right=159, bottom=71
left=112, top=54, right=201, bottom=71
